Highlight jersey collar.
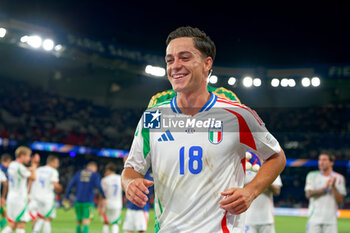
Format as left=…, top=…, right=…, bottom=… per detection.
left=170, top=92, right=217, bottom=114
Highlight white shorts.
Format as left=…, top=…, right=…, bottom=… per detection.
left=245, top=224, right=275, bottom=233
left=6, top=197, right=30, bottom=223
left=101, top=208, right=122, bottom=224
left=29, top=198, right=56, bottom=219
left=122, top=209, right=149, bottom=231
left=307, top=222, right=337, bottom=233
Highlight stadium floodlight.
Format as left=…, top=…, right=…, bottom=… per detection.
left=253, top=78, right=261, bottom=87
left=209, top=75, right=218, bottom=84
left=228, top=77, right=236, bottom=86
left=43, top=39, right=54, bottom=51
left=271, top=78, right=279, bottom=87
left=242, top=76, right=253, bottom=87
left=0, top=28, right=6, bottom=38
left=145, top=65, right=166, bottom=77
left=288, top=79, right=296, bottom=87
left=20, top=35, right=29, bottom=43
left=54, top=44, right=63, bottom=51
left=301, top=77, right=311, bottom=87
left=281, top=78, right=289, bottom=87
left=311, top=77, right=321, bottom=87
left=27, top=35, right=42, bottom=48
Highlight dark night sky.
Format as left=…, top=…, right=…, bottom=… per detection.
left=1, top=1, right=349, bottom=67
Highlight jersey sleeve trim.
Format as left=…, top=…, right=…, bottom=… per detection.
left=141, top=128, right=150, bottom=158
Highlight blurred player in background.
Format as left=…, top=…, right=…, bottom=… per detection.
left=0, top=154, right=11, bottom=229
left=30, top=155, right=62, bottom=233
left=0, top=165, right=7, bottom=232
left=122, top=156, right=153, bottom=233
left=305, top=153, right=347, bottom=233
left=122, top=26, right=286, bottom=232
left=244, top=151, right=282, bottom=233
left=1, top=146, right=40, bottom=233
left=64, top=161, right=106, bottom=233
left=98, top=162, right=122, bottom=233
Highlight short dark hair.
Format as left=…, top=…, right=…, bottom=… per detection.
left=166, top=26, right=216, bottom=61
left=1, top=153, right=12, bottom=163
left=105, top=162, right=117, bottom=173
left=319, top=152, right=335, bottom=162
left=47, top=155, right=58, bottom=164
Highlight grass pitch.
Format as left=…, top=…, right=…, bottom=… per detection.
left=23, top=208, right=349, bottom=233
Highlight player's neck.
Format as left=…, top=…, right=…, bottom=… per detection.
left=16, top=158, right=23, bottom=164
left=321, top=168, right=333, bottom=176
left=177, top=86, right=210, bottom=116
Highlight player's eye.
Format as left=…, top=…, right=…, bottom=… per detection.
left=166, top=59, right=174, bottom=64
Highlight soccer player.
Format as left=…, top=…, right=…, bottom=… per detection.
left=30, top=155, right=62, bottom=233
left=1, top=146, right=40, bottom=233
left=0, top=154, right=12, bottom=229
left=64, top=161, right=106, bottom=233
left=244, top=152, right=282, bottom=233
left=0, top=168, right=7, bottom=232
left=99, top=162, right=122, bottom=233
left=122, top=26, right=286, bottom=232
left=305, top=153, right=347, bottom=233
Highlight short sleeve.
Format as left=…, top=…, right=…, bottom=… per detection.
left=305, top=172, right=315, bottom=191
left=238, top=107, right=281, bottom=161
left=0, top=170, right=6, bottom=182
left=51, top=169, right=59, bottom=183
left=124, top=118, right=152, bottom=176
left=335, top=174, right=347, bottom=196
left=18, top=164, right=31, bottom=178
left=101, top=178, right=107, bottom=191
left=272, top=175, right=282, bottom=187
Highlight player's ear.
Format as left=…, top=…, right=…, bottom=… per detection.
left=204, top=56, right=213, bottom=74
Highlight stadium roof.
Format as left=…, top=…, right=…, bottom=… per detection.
left=1, top=1, right=350, bottom=67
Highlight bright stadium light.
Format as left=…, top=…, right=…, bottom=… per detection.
left=54, top=44, right=63, bottom=51
left=43, top=39, right=54, bottom=51
left=281, top=78, right=289, bottom=87
left=253, top=78, right=261, bottom=87
left=20, top=35, right=29, bottom=43
left=271, top=78, right=279, bottom=87
left=311, top=77, right=321, bottom=87
left=243, top=76, right=253, bottom=87
left=228, top=77, right=236, bottom=86
left=0, top=28, right=6, bottom=38
left=209, top=75, right=218, bottom=84
left=27, top=35, right=42, bottom=48
left=145, top=65, right=166, bottom=77
left=288, top=79, right=296, bottom=87
left=301, top=77, right=311, bottom=87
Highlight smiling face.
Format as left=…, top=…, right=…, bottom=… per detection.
left=318, top=154, right=333, bottom=173
left=165, top=37, right=212, bottom=94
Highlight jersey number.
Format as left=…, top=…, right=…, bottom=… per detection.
left=113, top=184, right=118, bottom=196
left=179, top=146, right=203, bottom=175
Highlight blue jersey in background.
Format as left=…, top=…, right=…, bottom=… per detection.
left=127, top=170, right=153, bottom=211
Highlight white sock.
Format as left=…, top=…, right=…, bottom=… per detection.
left=43, top=221, right=51, bottom=233
left=111, top=224, right=119, bottom=233
left=1, top=226, right=13, bottom=233
left=15, top=229, right=25, bottom=233
left=102, top=225, right=109, bottom=233
left=33, top=218, right=44, bottom=233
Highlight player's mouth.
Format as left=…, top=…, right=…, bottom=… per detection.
left=171, top=73, right=189, bottom=81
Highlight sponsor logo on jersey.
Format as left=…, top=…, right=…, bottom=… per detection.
left=157, top=130, right=174, bottom=142
left=208, top=121, right=223, bottom=144
left=143, top=110, right=161, bottom=129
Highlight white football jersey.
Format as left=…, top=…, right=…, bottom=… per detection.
left=7, top=161, right=31, bottom=200
left=245, top=171, right=282, bottom=225
left=101, top=173, right=122, bottom=209
left=125, top=94, right=281, bottom=233
left=30, top=165, right=59, bottom=200
left=305, top=170, right=347, bottom=224
left=0, top=170, right=7, bottom=200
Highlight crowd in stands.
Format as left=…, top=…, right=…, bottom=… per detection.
left=1, top=78, right=349, bottom=160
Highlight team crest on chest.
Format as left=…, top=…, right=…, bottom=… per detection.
left=208, top=121, right=223, bottom=144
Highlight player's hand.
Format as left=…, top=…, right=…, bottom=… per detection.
left=125, top=178, right=154, bottom=208
left=31, top=153, right=41, bottom=167
left=62, top=199, right=71, bottom=210
left=219, top=187, right=254, bottom=214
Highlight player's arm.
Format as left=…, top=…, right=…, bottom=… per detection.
left=1, top=180, right=7, bottom=206
left=331, top=176, right=345, bottom=204
left=64, top=173, right=78, bottom=199
left=305, top=177, right=333, bottom=199
left=220, top=149, right=286, bottom=214
left=28, top=153, right=40, bottom=181
left=121, top=167, right=153, bottom=207
left=53, top=181, right=63, bottom=194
